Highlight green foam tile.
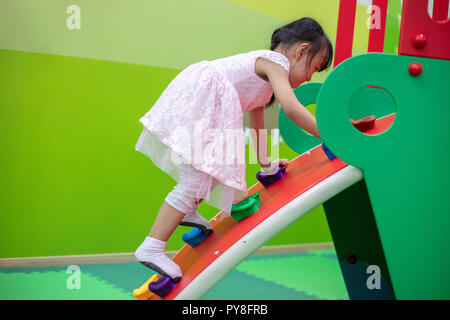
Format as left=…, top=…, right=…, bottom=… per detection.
left=202, top=269, right=321, bottom=300
left=309, top=249, right=338, bottom=257
left=0, top=270, right=134, bottom=300
left=76, top=262, right=156, bottom=294
left=236, top=255, right=349, bottom=300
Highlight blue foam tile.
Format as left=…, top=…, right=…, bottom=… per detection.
left=202, top=269, right=322, bottom=300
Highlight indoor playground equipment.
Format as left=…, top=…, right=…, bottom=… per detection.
left=134, top=0, right=450, bottom=300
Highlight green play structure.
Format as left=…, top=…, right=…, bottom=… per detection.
left=280, top=0, right=450, bottom=299
left=318, top=50, right=450, bottom=300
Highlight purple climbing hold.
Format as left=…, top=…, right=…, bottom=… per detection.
left=256, top=166, right=286, bottom=187
left=148, top=275, right=177, bottom=298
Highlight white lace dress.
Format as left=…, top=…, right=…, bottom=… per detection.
left=136, top=49, right=290, bottom=217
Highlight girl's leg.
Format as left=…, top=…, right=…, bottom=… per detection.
left=135, top=199, right=193, bottom=282
left=135, top=163, right=210, bottom=281
left=180, top=175, right=219, bottom=234
left=148, top=200, right=184, bottom=241
left=179, top=199, right=213, bottom=236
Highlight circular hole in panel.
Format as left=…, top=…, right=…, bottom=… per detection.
left=348, top=86, right=396, bottom=136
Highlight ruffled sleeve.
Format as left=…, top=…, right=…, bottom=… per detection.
left=257, top=50, right=290, bottom=72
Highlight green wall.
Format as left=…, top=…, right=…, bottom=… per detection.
left=0, top=0, right=401, bottom=258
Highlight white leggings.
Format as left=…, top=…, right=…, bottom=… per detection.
left=164, top=161, right=219, bottom=215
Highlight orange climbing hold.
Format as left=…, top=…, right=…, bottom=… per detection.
left=133, top=274, right=159, bottom=300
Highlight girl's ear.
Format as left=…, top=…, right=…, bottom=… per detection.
left=295, top=42, right=309, bottom=60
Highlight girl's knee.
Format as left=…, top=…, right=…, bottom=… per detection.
left=165, top=187, right=200, bottom=214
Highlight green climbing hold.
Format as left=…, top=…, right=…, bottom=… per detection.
left=231, top=193, right=261, bottom=222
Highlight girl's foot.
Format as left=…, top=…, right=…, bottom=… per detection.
left=135, top=237, right=182, bottom=282
left=180, top=210, right=213, bottom=236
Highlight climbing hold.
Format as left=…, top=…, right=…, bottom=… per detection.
left=231, top=192, right=261, bottom=222
left=412, top=33, right=427, bottom=49
left=408, top=62, right=423, bottom=76
left=133, top=274, right=158, bottom=300
left=321, top=143, right=336, bottom=160
left=148, top=275, right=177, bottom=298
left=256, top=166, right=286, bottom=187
left=347, top=254, right=358, bottom=265
left=350, top=115, right=376, bottom=132
left=182, top=227, right=207, bottom=247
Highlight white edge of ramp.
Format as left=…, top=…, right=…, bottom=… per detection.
left=175, top=165, right=363, bottom=300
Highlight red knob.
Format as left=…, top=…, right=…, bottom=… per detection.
left=413, top=33, right=427, bottom=49
left=408, top=62, right=423, bottom=76
left=347, top=254, right=358, bottom=264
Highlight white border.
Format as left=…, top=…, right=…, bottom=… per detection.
left=175, top=165, right=363, bottom=299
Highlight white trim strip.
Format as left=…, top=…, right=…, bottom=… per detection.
left=0, top=253, right=136, bottom=268
left=0, top=243, right=335, bottom=268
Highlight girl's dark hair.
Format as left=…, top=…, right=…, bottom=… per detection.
left=265, top=17, right=333, bottom=109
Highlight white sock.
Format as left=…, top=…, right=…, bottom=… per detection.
left=180, top=209, right=213, bottom=235
left=135, top=237, right=182, bottom=281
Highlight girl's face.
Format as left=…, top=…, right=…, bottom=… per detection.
left=288, top=44, right=328, bottom=89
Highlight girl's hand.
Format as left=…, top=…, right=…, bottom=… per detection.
left=261, top=159, right=289, bottom=174
left=278, top=158, right=289, bottom=170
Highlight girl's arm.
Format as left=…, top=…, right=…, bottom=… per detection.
left=257, top=59, right=322, bottom=139
left=248, top=106, right=271, bottom=168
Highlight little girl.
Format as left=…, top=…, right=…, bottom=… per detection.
left=134, top=17, right=333, bottom=281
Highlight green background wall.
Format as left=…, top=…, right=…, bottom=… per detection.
left=0, top=0, right=400, bottom=258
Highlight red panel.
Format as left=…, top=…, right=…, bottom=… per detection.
left=145, top=115, right=396, bottom=300
left=334, top=0, right=357, bottom=67
left=368, top=0, right=388, bottom=53
left=433, top=0, right=450, bottom=21
left=398, top=0, right=450, bottom=60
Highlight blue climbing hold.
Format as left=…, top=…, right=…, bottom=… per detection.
left=182, top=227, right=207, bottom=247
left=322, top=143, right=336, bottom=160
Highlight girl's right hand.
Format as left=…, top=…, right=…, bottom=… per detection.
left=278, top=158, right=289, bottom=170
left=261, top=159, right=288, bottom=174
